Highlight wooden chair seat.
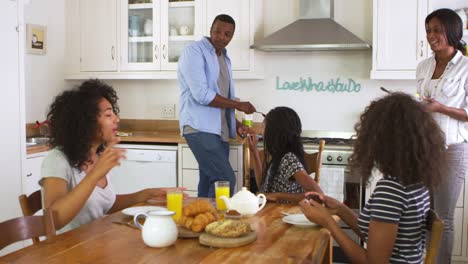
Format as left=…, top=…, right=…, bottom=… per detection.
left=18, top=190, right=43, bottom=243
left=0, top=208, right=56, bottom=250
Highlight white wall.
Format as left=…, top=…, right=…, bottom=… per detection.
left=24, top=0, right=67, bottom=123
left=112, top=0, right=415, bottom=132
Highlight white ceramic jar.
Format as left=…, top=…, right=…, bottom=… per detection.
left=133, top=210, right=178, bottom=247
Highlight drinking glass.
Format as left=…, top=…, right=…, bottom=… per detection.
left=166, top=189, right=183, bottom=221
left=215, top=181, right=230, bottom=211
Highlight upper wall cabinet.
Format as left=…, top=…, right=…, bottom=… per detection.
left=65, top=0, right=260, bottom=79
left=80, top=0, right=118, bottom=72
left=371, top=0, right=429, bottom=79
left=120, top=0, right=203, bottom=71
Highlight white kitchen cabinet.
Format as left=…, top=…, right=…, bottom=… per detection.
left=65, top=0, right=260, bottom=79
left=204, top=0, right=252, bottom=71
left=177, top=143, right=243, bottom=197
left=79, top=0, right=118, bottom=72
left=23, top=152, right=47, bottom=197
left=120, top=0, right=203, bottom=71
left=371, top=0, right=430, bottom=79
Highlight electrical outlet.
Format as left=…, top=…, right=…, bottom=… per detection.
left=160, top=104, right=176, bottom=119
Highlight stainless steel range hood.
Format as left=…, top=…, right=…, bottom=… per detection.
left=252, top=0, right=370, bottom=51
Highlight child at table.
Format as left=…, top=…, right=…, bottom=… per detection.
left=40, top=79, right=179, bottom=233
left=247, top=106, right=322, bottom=203
left=300, top=93, right=446, bottom=263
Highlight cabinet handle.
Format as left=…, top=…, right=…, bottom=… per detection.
left=111, top=46, right=115, bottom=60
left=163, top=44, right=166, bottom=60
left=26, top=173, right=32, bottom=177
left=420, top=41, right=424, bottom=57
left=154, top=44, right=158, bottom=60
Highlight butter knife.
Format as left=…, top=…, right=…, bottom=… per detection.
left=111, top=220, right=138, bottom=229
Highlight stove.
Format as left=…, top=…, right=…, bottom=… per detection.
left=300, top=131, right=355, bottom=166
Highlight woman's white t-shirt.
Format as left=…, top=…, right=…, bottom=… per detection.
left=40, top=148, right=116, bottom=233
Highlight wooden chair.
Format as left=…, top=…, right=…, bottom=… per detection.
left=245, top=139, right=326, bottom=189
left=0, top=208, right=56, bottom=250
left=424, top=209, right=444, bottom=264
left=309, top=229, right=332, bottom=264
left=18, top=190, right=43, bottom=243
left=304, top=139, right=325, bottom=184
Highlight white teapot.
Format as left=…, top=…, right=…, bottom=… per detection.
left=220, top=187, right=267, bottom=216
left=133, top=210, right=178, bottom=247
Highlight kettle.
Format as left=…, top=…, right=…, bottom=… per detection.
left=220, top=187, right=267, bottom=216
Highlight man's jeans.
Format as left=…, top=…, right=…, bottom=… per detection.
left=184, top=132, right=236, bottom=198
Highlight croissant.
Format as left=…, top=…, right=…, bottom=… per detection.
left=191, top=212, right=216, bottom=232
left=177, top=215, right=194, bottom=230
left=183, top=199, right=216, bottom=217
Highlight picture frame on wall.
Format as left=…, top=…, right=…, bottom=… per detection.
left=26, top=24, right=47, bottom=55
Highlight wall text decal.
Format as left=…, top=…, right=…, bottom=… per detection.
left=275, top=76, right=361, bottom=93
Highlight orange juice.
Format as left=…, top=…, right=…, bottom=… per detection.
left=215, top=186, right=230, bottom=211
left=167, top=191, right=183, bottom=220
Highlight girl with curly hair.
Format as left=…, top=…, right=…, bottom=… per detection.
left=416, top=8, right=468, bottom=263
left=41, top=79, right=175, bottom=232
left=300, top=93, right=446, bottom=263
left=247, top=106, right=322, bottom=203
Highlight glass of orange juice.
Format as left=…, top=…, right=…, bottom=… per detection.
left=166, top=189, right=183, bottom=221
left=215, top=181, right=230, bottom=211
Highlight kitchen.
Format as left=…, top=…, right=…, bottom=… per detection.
left=2, top=0, right=468, bottom=262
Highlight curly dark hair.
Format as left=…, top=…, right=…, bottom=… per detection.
left=47, top=79, right=119, bottom=170
left=350, top=93, right=445, bottom=188
left=263, top=107, right=306, bottom=188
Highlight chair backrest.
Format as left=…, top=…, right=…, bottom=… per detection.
left=304, top=140, right=325, bottom=183
left=0, top=208, right=56, bottom=250
left=19, top=190, right=42, bottom=216
left=18, top=190, right=43, bottom=243
left=424, top=209, right=444, bottom=264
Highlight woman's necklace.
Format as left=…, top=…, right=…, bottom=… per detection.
left=424, top=60, right=452, bottom=98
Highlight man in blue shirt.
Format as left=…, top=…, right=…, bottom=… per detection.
left=178, top=14, right=256, bottom=198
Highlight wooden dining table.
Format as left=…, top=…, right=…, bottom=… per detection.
left=0, top=201, right=333, bottom=263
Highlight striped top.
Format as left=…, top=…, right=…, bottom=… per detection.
left=358, top=177, right=430, bottom=263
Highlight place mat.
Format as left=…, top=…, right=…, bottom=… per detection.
left=178, top=226, right=201, bottom=238
left=199, top=232, right=256, bottom=248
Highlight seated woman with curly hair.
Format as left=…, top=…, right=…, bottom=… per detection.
left=300, top=93, right=446, bottom=263
left=40, top=79, right=178, bottom=232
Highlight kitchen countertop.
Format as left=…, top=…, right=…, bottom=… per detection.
left=26, top=131, right=244, bottom=155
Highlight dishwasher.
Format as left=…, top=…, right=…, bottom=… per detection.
left=110, top=144, right=177, bottom=194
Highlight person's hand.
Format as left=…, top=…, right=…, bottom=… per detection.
left=91, top=139, right=126, bottom=180
left=141, top=187, right=188, bottom=201
left=236, top=101, right=256, bottom=114
left=265, top=193, right=278, bottom=202
left=421, top=96, right=442, bottom=113
left=236, top=123, right=249, bottom=138
left=299, top=199, right=334, bottom=228
left=247, top=133, right=259, bottom=151
left=304, top=192, right=342, bottom=215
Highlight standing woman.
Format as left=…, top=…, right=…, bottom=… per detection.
left=41, top=79, right=171, bottom=233
left=416, top=8, right=468, bottom=263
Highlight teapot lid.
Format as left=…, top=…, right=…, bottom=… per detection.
left=232, top=187, right=256, bottom=202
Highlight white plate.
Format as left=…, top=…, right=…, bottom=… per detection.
left=121, top=206, right=166, bottom=216
left=282, top=214, right=318, bottom=228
